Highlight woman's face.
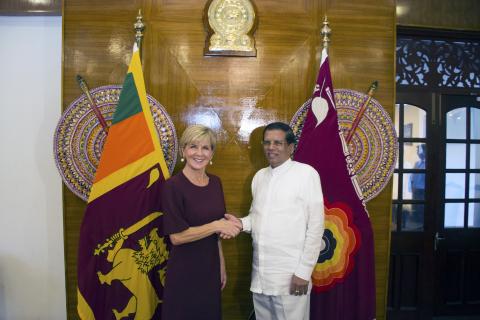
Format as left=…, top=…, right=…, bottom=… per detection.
left=182, top=138, right=213, bottom=172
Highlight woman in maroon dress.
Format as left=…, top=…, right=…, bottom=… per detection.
left=161, top=124, right=240, bottom=320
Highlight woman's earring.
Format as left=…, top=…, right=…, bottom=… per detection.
left=210, top=160, right=213, bottom=165
left=181, top=157, right=185, bottom=163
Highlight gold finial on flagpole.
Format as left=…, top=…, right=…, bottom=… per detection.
left=134, top=9, right=145, bottom=60
left=321, top=15, right=331, bottom=51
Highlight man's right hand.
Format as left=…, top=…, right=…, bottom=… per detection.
left=219, top=214, right=243, bottom=239
left=224, top=214, right=242, bottom=230
left=215, top=218, right=241, bottom=239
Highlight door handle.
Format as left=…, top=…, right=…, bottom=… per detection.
left=434, top=232, right=445, bottom=251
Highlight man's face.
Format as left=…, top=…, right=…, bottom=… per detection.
left=262, top=129, right=294, bottom=168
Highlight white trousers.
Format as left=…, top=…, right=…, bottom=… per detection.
left=252, top=293, right=310, bottom=320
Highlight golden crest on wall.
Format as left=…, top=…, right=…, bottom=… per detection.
left=204, top=0, right=257, bottom=56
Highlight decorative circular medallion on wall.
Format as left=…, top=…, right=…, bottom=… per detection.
left=54, top=85, right=177, bottom=202
left=291, top=89, right=398, bottom=202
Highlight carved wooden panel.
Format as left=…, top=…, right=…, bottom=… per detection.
left=63, top=0, right=395, bottom=319
left=397, top=37, right=480, bottom=89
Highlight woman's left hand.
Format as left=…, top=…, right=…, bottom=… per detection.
left=220, top=265, right=227, bottom=290
left=221, top=262, right=227, bottom=290
left=218, top=240, right=227, bottom=290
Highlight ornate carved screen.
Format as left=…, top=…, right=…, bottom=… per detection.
left=396, top=37, right=480, bottom=89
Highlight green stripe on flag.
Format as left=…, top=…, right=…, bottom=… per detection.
left=112, top=73, right=142, bottom=124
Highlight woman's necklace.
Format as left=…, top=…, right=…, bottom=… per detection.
left=184, top=170, right=209, bottom=186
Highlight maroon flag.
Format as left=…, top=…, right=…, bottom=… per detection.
left=294, top=48, right=376, bottom=319
left=76, top=46, right=170, bottom=319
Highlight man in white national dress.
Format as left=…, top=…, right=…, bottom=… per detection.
left=225, top=122, right=325, bottom=320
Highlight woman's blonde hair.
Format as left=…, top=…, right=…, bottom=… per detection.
left=179, top=124, right=217, bottom=156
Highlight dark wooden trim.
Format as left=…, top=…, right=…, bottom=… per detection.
left=397, top=26, right=480, bottom=41
left=0, top=0, right=61, bottom=16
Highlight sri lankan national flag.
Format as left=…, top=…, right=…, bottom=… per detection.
left=77, top=44, right=170, bottom=320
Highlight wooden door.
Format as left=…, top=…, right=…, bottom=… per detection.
left=63, top=1, right=395, bottom=318
left=434, top=94, right=480, bottom=317
left=388, top=91, right=436, bottom=320
left=388, top=92, right=480, bottom=319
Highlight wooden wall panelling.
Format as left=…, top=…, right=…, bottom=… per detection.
left=63, top=0, right=395, bottom=319
left=63, top=187, right=85, bottom=320
left=396, top=0, right=480, bottom=31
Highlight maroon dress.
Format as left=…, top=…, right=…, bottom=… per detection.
left=161, top=172, right=225, bottom=320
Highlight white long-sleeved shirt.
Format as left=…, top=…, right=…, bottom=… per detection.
left=241, top=159, right=324, bottom=296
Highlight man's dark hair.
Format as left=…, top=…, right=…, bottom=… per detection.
left=263, top=122, right=296, bottom=145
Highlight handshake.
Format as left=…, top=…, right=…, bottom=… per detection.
left=215, top=214, right=243, bottom=239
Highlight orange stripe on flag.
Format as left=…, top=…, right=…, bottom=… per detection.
left=94, top=112, right=154, bottom=183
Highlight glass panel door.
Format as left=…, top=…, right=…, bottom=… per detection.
left=443, top=103, right=480, bottom=229
left=435, top=95, right=480, bottom=316
left=388, top=93, right=434, bottom=320
left=392, top=104, right=428, bottom=231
